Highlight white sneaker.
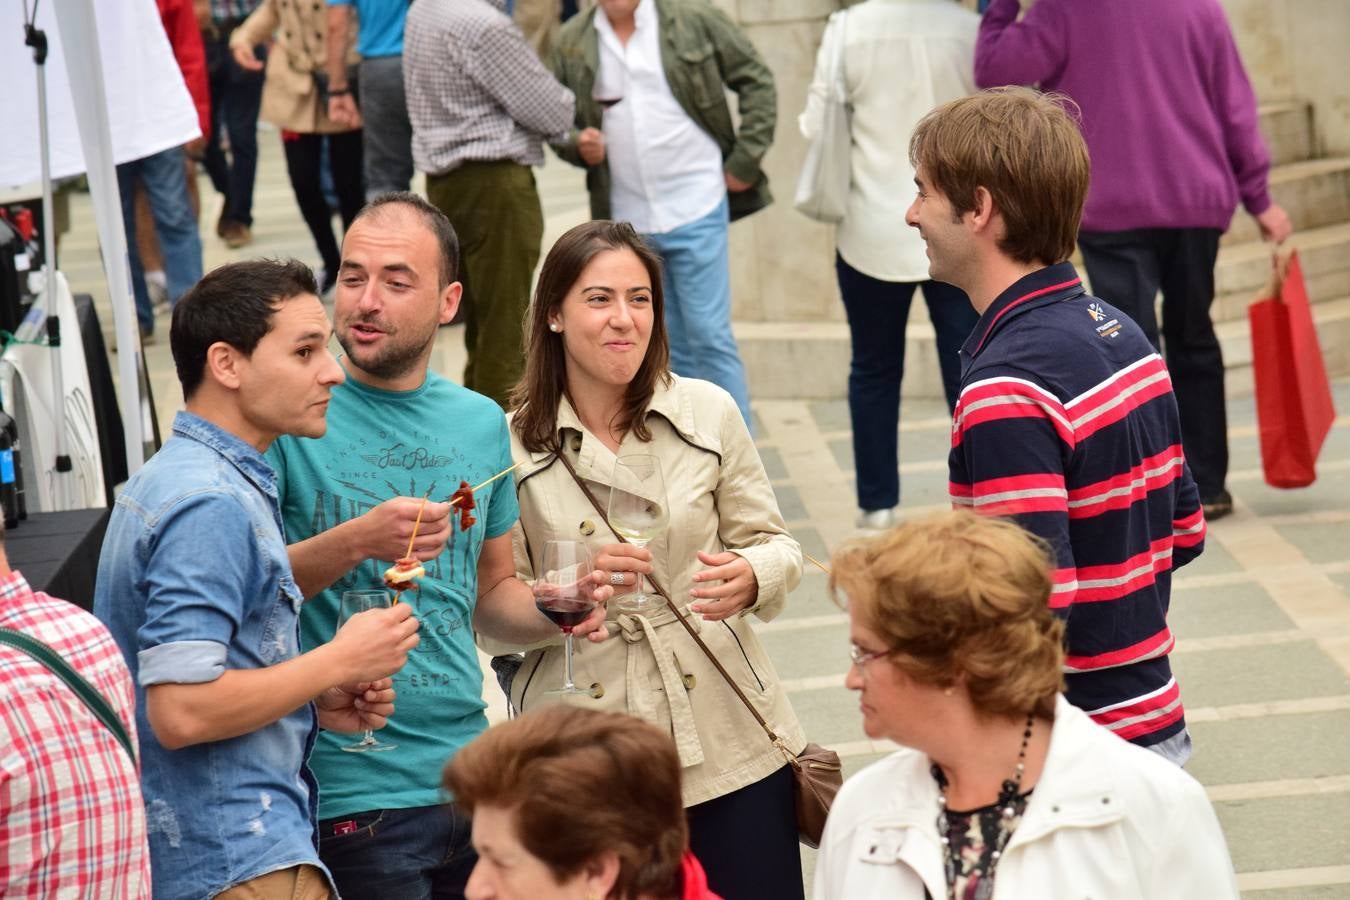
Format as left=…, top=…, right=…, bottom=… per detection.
left=146, top=270, right=170, bottom=315
left=855, top=507, right=899, bottom=531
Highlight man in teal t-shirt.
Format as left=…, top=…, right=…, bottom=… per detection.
left=268, top=193, right=607, bottom=898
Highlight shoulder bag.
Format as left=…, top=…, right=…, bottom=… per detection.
left=554, top=451, right=842, bottom=847
left=0, top=626, right=137, bottom=763
left=793, top=8, right=852, bottom=224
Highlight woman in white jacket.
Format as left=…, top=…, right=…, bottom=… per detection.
left=816, top=512, right=1238, bottom=900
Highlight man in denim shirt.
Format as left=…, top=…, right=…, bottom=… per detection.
left=94, top=259, right=422, bottom=900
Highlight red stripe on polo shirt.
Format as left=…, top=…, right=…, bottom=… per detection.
left=1064, top=627, right=1175, bottom=672
left=1066, top=445, right=1187, bottom=519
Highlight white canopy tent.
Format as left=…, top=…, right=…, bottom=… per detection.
left=1, top=0, right=201, bottom=499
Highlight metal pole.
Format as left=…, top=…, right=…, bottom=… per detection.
left=25, top=15, right=74, bottom=509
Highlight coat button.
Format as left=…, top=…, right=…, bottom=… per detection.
left=570, top=435, right=582, bottom=452
left=682, top=673, right=696, bottom=690
left=580, top=520, right=596, bottom=536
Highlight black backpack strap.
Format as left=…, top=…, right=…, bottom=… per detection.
left=0, top=626, right=137, bottom=763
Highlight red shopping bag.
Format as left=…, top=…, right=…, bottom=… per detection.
left=1248, top=250, right=1336, bottom=488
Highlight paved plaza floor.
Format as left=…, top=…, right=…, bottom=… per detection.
left=62, top=133, right=1350, bottom=896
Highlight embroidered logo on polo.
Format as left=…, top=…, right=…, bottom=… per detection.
left=1087, top=302, right=1122, bottom=339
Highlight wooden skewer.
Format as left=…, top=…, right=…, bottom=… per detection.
left=404, top=494, right=430, bottom=559
left=803, top=552, right=832, bottom=577
left=449, top=461, right=523, bottom=506
left=392, top=494, right=432, bottom=606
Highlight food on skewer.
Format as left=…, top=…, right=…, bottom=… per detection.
left=450, top=480, right=477, bottom=531
left=384, top=557, right=426, bottom=595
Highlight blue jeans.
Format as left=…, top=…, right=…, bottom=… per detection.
left=203, top=32, right=264, bottom=226
left=357, top=56, right=414, bottom=198
left=642, top=198, right=751, bottom=425
left=836, top=254, right=977, bottom=511
left=1146, top=727, right=1193, bottom=767
left=116, top=146, right=204, bottom=334
left=318, top=805, right=475, bottom=900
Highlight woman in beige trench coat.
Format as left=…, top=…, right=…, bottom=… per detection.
left=230, top=0, right=362, bottom=291
left=495, top=220, right=807, bottom=900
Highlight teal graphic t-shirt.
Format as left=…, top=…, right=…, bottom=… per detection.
left=268, top=371, right=518, bottom=819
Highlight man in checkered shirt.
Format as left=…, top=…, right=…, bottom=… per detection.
left=0, top=524, right=152, bottom=896
left=404, top=0, right=576, bottom=410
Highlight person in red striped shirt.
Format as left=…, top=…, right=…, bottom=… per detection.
left=904, top=87, right=1206, bottom=765
left=0, top=523, right=152, bottom=896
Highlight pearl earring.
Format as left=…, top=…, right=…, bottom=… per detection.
left=549, top=323, right=561, bottom=332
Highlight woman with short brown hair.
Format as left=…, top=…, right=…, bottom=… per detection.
left=444, top=706, right=719, bottom=900
left=816, top=511, right=1238, bottom=899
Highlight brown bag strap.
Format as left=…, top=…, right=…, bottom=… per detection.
left=553, top=449, right=784, bottom=747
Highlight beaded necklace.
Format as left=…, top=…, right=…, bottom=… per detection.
left=931, top=713, right=1035, bottom=899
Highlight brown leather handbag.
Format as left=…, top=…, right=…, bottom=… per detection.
left=555, top=451, right=843, bottom=847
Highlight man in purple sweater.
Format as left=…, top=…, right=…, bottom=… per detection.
left=974, top=0, right=1292, bottom=520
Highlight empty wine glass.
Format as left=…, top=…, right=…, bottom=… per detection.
left=337, top=590, right=397, bottom=752
left=534, top=540, right=599, bottom=697
left=607, top=454, right=669, bottom=615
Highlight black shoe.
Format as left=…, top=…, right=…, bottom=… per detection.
left=1201, top=490, right=1233, bottom=521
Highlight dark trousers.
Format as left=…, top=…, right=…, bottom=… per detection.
left=281, top=130, right=365, bottom=280
left=202, top=29, right=265, bottom=227
left=1078, top=228, right=1227, bottom=499
left=836, top=254, right=977, bottom=511
left=318, top=804, right=475, bottom=900
left=426, top=161, right=543, bottom=408
left=687, top=765, right=804, bottom=900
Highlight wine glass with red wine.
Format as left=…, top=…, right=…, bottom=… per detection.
left=592, top=61, right=627, bottom=113
left=535, top=540, right=599, bottom=697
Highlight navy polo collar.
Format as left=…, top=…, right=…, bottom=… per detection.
left=961, top=262, right=1086, bottom=361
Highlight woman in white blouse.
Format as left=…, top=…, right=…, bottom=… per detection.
left=799, top=0, right=981, bottom=530
left=816, top=511, right=1239, bottom=899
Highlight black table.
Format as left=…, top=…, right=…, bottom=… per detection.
left=7, top=507, right=110, bottom=611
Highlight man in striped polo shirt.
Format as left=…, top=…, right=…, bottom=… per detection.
left=905, top=87, right=1207, bottom=765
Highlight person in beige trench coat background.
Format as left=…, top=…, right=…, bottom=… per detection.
left=486, top=220, right=807, bottom=900
left=230, top=0, right=363, bottom=292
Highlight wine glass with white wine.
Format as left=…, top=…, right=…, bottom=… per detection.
left=607, top=454, right=669, bottom=615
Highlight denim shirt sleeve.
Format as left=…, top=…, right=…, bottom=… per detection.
left=137, top=489, right=263, bottom=686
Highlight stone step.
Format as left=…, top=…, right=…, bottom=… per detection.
left=738, top=294, right=1350, bottom=401
left=1259, top=99, right=1316, bottom=168
left=1224, top=155, right=1350, bottom=246
left=1214, top=221, right=1350, bottom=323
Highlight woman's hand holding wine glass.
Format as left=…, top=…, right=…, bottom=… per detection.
left=607, top=454, right=670, bottom=615
left=534, top=541, right=609, bottom=696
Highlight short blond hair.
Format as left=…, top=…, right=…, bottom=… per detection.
left=831, top=510, right=1064, bottom=719
left=910, top=86, right=1090, bottom=266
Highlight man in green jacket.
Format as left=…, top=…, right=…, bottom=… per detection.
left=550, top=0, right=776, bottom=425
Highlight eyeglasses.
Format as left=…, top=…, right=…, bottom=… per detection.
left=849, top=645, right=893, bottom=671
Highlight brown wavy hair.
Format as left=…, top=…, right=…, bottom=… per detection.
left=509, top=221, right=671, bottom=453
left=909, top=86, right=1090, bottom=267
left=443, top=706, right=687, bottom=899
left=830, top=510, right=1065, bottom=720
